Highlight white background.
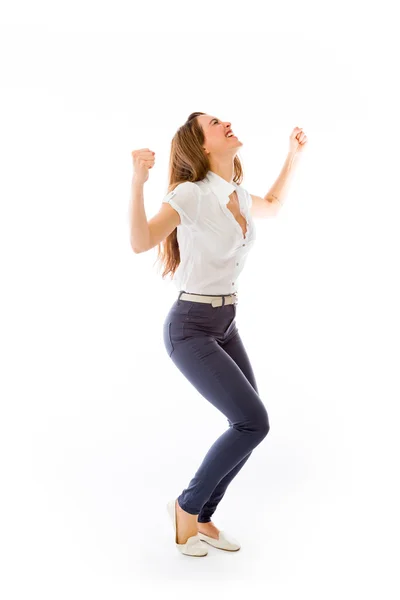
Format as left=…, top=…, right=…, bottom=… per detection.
left=1, top=2, right=399, bottom=598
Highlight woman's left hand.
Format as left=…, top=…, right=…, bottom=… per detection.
left=289, top=127, right=308, bottom=155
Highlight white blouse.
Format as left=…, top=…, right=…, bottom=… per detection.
left=162, top=170, right=256, bottom=295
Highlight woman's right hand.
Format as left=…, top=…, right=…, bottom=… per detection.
left=131, top=148, right=155, bottom=184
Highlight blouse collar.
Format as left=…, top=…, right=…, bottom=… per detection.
left=204, top=170, right=237, bottom=206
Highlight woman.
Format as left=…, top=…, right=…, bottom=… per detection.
left=130, top=112, right=307, bottom=557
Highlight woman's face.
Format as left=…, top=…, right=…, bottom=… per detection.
left=197, top=114, right=243, bottom=157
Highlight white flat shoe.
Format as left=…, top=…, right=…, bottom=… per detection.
left=198, top=530, right=241, bottom=552
left=166, top=499, right=208, bottom=557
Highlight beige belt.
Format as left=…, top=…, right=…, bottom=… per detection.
left=179, top=292, right=238, bottom=308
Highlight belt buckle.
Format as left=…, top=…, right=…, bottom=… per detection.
left=210, top=294, right=237, bottom=308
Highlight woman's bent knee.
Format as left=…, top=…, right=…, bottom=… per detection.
left=240, top=408, right=270, bottom=440
left=261, top=416, right=270, bottom=438
left=255, top=409, right=270, bottom=440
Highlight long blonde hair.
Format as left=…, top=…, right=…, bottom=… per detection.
left=155, top=112, right=244, bottom=279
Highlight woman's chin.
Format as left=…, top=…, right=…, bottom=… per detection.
left=233, top=139, right=243, bottom=150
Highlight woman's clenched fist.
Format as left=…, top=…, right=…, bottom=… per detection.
left=131, top=148, right=156, bottom=184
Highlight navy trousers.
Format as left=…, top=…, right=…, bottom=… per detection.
left=163, top=291, right=270, bottom=523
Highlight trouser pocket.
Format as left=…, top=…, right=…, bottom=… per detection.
left=163, top=321, right=175, bottom=357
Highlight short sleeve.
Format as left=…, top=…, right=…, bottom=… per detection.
left=162, top=181, right=200, bottom=227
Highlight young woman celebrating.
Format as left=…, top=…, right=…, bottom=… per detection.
left=130, top=112, right=307, bottom=557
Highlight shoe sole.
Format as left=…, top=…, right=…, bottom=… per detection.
left=199, top=538, right=241, bottom=552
